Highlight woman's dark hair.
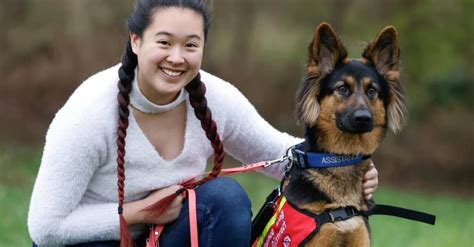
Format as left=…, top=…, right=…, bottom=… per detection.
left=116, top=1, right=219, bottom=246
left=127, top=0, right=211, bottom=40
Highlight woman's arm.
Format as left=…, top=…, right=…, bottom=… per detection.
left=28, top=109, right=115, bottom=245
left=28, top=69, right=128, bottom=245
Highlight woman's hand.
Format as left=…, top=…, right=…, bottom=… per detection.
left=363, top=161, right=379, bottom=200
left=123, top=185, right=184, bottom=226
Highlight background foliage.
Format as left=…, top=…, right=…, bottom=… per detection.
left=0, top=0, right=472, bottom=245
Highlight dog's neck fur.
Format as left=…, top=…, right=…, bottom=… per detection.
left=306, top=123, right=386, bottom=156
left=284, top=126, right=377, bottom=213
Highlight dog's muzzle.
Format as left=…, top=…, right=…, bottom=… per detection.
left=337, top=108, right=374, bottom=133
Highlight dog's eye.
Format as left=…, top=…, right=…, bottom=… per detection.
left=336, top=85, right=349, bottom=95
left=367, top=87, right=378, bottom=97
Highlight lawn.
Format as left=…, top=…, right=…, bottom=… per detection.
left=0, top=147, right=472, bottom=246
left=0, top=146, right=42, bottom=246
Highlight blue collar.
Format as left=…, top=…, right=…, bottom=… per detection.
left=290, top=143, right=370, bottom=169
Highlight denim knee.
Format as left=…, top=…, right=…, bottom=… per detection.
left=159, top=177, right=253, bottom=247
left=196, top=177, right=251, bottom=214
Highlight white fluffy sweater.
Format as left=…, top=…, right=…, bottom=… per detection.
left=28, top=64, right=300, bottom=245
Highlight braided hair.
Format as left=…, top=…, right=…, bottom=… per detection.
left=116, top=1, right=219, bottom=246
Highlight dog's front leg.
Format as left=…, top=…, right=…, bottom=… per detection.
left=345, top=217, right=371, bottom=247
left=305, top=224, right=345, bottom=247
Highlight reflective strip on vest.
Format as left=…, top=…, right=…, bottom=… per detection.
left=254, top=196, right=318, bottom=247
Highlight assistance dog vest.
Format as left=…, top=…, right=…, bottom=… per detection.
left=252, top=193, right=436, bottom=247
left=253, top=196, right=320, bottom=247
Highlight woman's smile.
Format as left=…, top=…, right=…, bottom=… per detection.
left=160, top=67, right=185, bottom=78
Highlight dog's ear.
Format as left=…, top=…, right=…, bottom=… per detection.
left=297, top=23, right=347, bottom=127
left=309, top=23, right=348, bottom=76
left=363, top=26, right=407, bottom=132
left=363, top=26, right=400, bottom=75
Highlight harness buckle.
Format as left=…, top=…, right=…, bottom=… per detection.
left=328, top=207, right=359, bottom=222
left=328, top=211, right=338, bottom=222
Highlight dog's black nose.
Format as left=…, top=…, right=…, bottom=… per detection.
left=352, top=109, right=374, bottom=133
left=354, top=110, right=372, bottom=125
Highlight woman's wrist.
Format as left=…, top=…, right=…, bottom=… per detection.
left=123, top=199, right=147, bottom=225
left=122, top=186, right=182, bottom=225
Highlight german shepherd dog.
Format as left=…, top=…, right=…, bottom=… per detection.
left=285, top=23, right=407, bottom=246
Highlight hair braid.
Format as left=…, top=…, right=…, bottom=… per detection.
left=185, top=74, right=225, bottom=181
left=116, top=39, right=137, bottom=247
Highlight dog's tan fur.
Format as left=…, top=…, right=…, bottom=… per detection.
left=287, top=23, right=407, bottom=246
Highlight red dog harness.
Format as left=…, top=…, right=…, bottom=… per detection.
left=253, top=196, right=317, bottom=247
left=253, top=195, right=362, bottom=247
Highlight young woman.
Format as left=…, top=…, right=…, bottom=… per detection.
left=28, top=0, right=379, bottom=246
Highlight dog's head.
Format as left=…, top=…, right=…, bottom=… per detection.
left=296, top=23, right=407, bottom=154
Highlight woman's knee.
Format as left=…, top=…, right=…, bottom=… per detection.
left=196, top=177, right=251, bottom=213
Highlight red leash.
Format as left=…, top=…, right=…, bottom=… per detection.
left=187, top=189, right=198, bottom=247
left=146, top=157, right=289, bottom=247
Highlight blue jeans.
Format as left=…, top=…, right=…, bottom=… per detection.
left=159, top=177, right=252, bottom=246
left=35, top=177, right=252, bottom=247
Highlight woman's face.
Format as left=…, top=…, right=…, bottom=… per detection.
left=131, top=7, right=205, bottom=105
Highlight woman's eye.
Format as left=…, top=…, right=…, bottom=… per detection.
left=157, top=40, right=170, bottom=46
left=186, top=43, right=198, bottom=48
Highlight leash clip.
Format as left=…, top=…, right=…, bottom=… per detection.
left=264, top=155, right=290, bottom=168
left=281, top=146, right=296, bottom=177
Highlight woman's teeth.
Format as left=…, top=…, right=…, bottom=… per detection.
left=161, top=68, right=183, bottom=77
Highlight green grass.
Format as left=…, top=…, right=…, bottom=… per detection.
left=1, top=148, right=472, bottom=246
left=0, top=146, right=41, bottom=246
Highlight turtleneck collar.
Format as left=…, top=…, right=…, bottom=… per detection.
left=129, top=71, right=188, bottom=114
